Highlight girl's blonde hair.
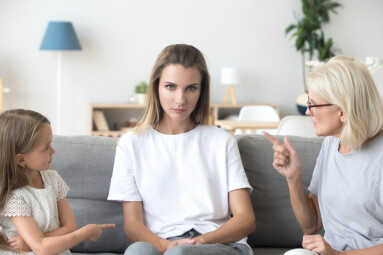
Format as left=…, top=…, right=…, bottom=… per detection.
left=132, top=44, right=210, bottom=134
left=306, top=56, right=383, bottom=149
left=0, top=109, right=50, bottom=253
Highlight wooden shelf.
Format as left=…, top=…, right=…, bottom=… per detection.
left=89, top=103, right=145, bottom=137
left=89, top=103, right=279, bottom=137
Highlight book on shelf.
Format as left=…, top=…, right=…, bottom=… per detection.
left=93, top=110, right=109, bottom=131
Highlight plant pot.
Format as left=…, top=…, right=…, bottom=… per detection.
left=296, top=91, right=308, bottom=115
left=136, top=93, right=147, bottom=105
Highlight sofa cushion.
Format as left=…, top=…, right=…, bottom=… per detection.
left=236, top=135, right=324, bottom=248
left=52, top=135, right=130, bottom=253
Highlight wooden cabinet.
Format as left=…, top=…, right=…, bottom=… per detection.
left=90, top=103, right=279, bottom=137
left=89, top=104, right=145, bottom=137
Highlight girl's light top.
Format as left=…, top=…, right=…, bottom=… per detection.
left=0, top=170, right=71, bottom=255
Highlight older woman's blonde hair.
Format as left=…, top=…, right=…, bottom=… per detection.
left=132, top=44, right=210, bottom=134
left=306, top=56, right=383, bottom=149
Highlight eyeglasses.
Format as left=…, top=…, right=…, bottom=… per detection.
left=306, top=100, right=333, bottom=116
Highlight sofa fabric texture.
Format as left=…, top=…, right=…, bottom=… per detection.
left=236, top=135, right=324, bottom=250
left=51, top=134, right=324, bottom=255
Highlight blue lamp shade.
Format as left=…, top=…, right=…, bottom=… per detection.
left=40, top=21, right=82, bottom=51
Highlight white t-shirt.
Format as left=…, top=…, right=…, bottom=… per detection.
left=108, top=125, right=252, bottom=244
left=309, top=135, right=383, bottom=251
left=0, top=170, right=71, bottom=255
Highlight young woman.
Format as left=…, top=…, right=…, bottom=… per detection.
left=264, top=56, right=383, bottom=255
left=0, top=109, right=114, bottom=255
left=108, top=44, right=255, bottom=255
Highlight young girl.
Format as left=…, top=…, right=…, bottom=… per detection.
left=108, top=44, right=256, bottom=255
left=0, top=109, right=114, bottom=255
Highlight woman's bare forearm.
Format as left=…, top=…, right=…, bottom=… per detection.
left=287, top=177, right=321, bottom=234
left=124, top=220, right=169, bottom=253
left=194, top=213, right=255, bottom=244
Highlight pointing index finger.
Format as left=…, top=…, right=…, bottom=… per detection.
left=100, top=224, right=115, bottom=229
left=263, top=131, right=282, bottom=146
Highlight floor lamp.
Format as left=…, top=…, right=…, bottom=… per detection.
left=40, top=21, right=82, bottom=134
left=221, top=67, right=238, bottom=105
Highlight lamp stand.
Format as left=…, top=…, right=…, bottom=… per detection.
left=222, top=84, right=237, bottom=105
left=56, top=51, right=62, bottom=134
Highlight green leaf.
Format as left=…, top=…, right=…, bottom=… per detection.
left=134, top=81, right=148, bottom=94
left=285, top=0, right=341, bottom=59
left=285, top=24, right=297, bottom=35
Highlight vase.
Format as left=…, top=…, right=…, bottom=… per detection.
left=136, top=93, right=147, bottom=105
left=295, top=91, right=308, bottom=115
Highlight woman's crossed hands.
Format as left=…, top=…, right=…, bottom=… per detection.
left=161, top=238, right=196, bottom=253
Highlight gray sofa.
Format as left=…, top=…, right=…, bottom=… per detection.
left=51, top=134, right=323, bottom=255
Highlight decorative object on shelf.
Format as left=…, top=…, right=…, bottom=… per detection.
left=40, top=21, right=82, bottom=134
left=220, top=67, right=238, bottom=105
left=134, top=81, right=148, bottom=105
left=128, top=94, right=137, bottom=104
left=364, top=56, right=382, bottom=74
left=285, top=0, right=341, bottom=114
left=121, top=118, right=139, bottom=132
left=295, top=91, right=309, bottom=115
left=93, top=110, right=109, bottom=131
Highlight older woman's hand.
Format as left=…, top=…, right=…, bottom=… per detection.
left=302, top=235, right=340, bottom=255
left=263, top=132, right=302, bottom=181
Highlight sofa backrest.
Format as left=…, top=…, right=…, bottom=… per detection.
left=236, top=134, right=324, bottom=248
left=51, top=135, right=128, bottom=253
left=51, top=134, right=324, bottom=252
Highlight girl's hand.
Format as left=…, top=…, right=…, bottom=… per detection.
left=161, top=238, right=196, bottom=253
left=263, top=132, right=302, bottom=181
left=8, top=235, right=31, bottom=252
left=192, top=236, right=205, bottom=245
left=302, top=234, right=340, bottom=255
left=87, top=224, right=115, bottom=242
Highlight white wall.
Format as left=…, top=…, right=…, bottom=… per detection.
left=0, top=0, right=382, bottom=135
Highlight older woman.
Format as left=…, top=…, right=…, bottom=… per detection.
left=264, top=56, right=383, bottom=255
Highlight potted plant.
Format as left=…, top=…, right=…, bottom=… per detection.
left=134, top=81, right=148, bottom=105
left=285, top=0, right=341, bottom=114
